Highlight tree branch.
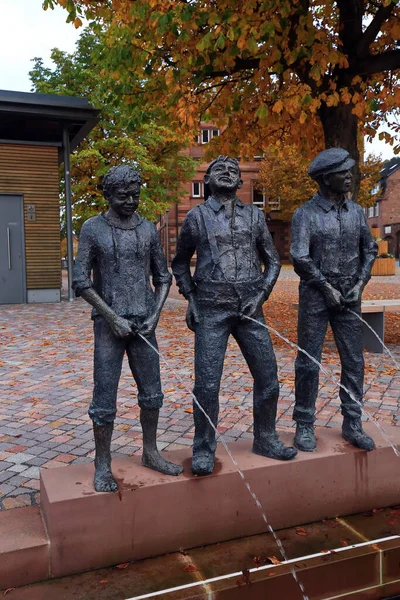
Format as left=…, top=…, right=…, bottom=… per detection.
left=288, top=0, right=310, bottom=51
left=192, top=57, right=260, bottom=81
left=356, top=2, right=396, bottom=58
left=336, top=0, right=364, bottom=60
left=354, top=48, right=400, bottom=75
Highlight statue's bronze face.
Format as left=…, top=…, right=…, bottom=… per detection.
left=324, top=169, right=353, bottom=194
left=205, top=160, right=242, bottom=195
left=107, top=182, right=140, bottom=217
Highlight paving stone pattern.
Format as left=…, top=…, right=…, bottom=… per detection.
left=0, top=268, right=399, bottom=510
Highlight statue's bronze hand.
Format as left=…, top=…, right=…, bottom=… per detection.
left=109, top=315, right=134, bottom=338
left=186, top=296, right=199, bottom=332
left=138, top=313, right=159, bottom=337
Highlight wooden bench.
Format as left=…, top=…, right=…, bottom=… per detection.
left=292, top=300, right=400, bottom=353
left=360, top=300, right=400, bottom=353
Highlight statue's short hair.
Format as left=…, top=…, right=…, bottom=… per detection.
left=204, top=156, right=241, bottom=200
left=205, top=155, right=241, bottom=178
left=102, top=165, right=142, bottom=197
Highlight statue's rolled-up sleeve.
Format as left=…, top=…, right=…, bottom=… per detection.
left=72, top=221, right=96, bottom=297
left=171, top=213, right=197, bottom=298
left=150, top=224, right=173, bottom=287
left=358, top=210, right=378, bottom=284
left=256, top=209, right=281, bottom=296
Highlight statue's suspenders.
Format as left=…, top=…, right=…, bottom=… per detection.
left=197, top=204, right=221, bottom=267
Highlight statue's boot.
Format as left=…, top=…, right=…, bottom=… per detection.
left=93, top=422, right=118, bottom=492
left=141, top=408, right=183, bottom=476
left=294, top=422, right=317, bottom=452
left=191, top=451, right=215, bottom=476
left=252, top=405, right=297, bottom=461
left=342, top=417, right=375, bottom=451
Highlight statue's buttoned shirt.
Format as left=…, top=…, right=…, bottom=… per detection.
left=72, top=213, right=172, bottom=318
left=172, top=195, right=280, bottom=298
left=290, top=193, right=377, bottom=287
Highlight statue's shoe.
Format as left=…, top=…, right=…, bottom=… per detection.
left=294, top=422, right=317, bottom=452
left=342, top=419, right=375, bottom=451
left=191, top=452, right=215, bottom=476
left=253, top=435, right=297, bottom=461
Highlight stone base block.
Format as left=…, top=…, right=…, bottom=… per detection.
left=0, top=507, right=49, bottom=590
left=40, top=424, right=400, bottom=579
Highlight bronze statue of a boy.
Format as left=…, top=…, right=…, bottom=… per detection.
left=73, top=165, right=182, bottom=492
left=172, top=156, right=297, bottom=476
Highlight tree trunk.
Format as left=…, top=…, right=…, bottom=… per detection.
left=318, top=102, right=361, bottom=200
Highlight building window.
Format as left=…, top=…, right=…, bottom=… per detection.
left=202, top=129, right=210, bottom=144
left=192, top=182, right=203, bottom=198
left=385, top=225, right=392, bottom=234
left=268, top=198, right=281, bottom=211
left=252, top=185, right=265, bottom=209
left=368, top=207, right=374, bottom=218
left=374, top=203, right=380, bottom=217
left=194, top=134, right=200, bottom=144
left=199, top=128, right=220, bottom=144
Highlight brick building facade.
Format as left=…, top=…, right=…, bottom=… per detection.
left=366, top=162, right=400, bottom=257
left=159, top=123, right=291, bottom=263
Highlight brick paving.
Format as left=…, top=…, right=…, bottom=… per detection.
left=0, top=267, right=399, bottom=510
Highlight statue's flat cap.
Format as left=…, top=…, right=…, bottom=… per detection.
left=308, top=148, right=355, bottom=180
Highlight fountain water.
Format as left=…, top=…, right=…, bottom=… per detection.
left=243, top=315, right=400, bottom=458
left=137, top=305, right=399, bottom=599
left=348, top=308, right=400, bottom=370
left=138, top=333, right=309, bottom=600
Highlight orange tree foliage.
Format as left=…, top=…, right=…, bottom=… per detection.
left=44, top=0, right=400, bottom=197
left=257, top=145, right=382, bottom=220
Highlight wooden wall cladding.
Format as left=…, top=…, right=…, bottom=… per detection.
left=0, top=143, right=61, bottom=290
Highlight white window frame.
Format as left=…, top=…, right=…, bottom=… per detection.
left=201, top=129, right=210, bottom=144
left=268, top=198, right=281, bottom=211
left=192, top=181, right=203, bottom=198
left=200, top=128, right=220, bottom=144
left=252, top=183, right=266, bottom=209
left=374, top=203, right=380, bottom=217
left=368, top=206, right=374, bottom=218
left=385, top=225, right=392, bottom=234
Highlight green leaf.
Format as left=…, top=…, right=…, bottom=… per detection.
left=256, top=103, right=268, bottom=120
left=215, top=34, right=226, bottom=50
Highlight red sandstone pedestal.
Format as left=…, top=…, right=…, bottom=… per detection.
left=39, top=424, right=400, bottom=579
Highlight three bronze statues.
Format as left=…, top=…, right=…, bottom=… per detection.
left=73, top=149, right=376, bottom=491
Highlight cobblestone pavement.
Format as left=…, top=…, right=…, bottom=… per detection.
left=0, top=268, right=399, bottom=510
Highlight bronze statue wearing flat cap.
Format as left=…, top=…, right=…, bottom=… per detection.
left=290, top=148, right=378, bottom=453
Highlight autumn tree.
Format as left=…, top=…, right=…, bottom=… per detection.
left=30, top=28, right=195, bottom=233
left=257, top=145, right=382, bottom=220
left=43, top=0, right=399, bottom=197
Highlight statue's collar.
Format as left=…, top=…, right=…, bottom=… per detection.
left=101, top=212, right=143, bottom=230
left=314, top=192, right=349, bottom=213
left=206, top=195, right=244, bottom=213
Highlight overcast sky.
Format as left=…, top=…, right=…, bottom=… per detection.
left=0, top=0, right=395, bottom=160
left=0, top=0, right=81, bottom=92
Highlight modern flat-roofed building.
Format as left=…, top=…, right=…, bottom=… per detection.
left=0, top=90, right=99, bottom=304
